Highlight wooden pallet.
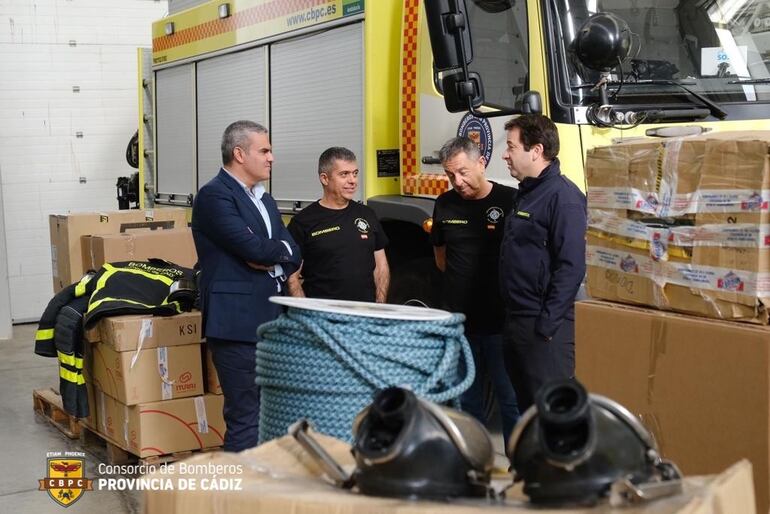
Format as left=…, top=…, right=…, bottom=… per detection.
left=32, top=388, right=81, bottom=439
left=80, top=423, right=221, bottom=466
left=80, top=425, right=135, bottom=465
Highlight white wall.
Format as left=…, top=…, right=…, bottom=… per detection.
left=0, top=172, right=12, bottom=339
left=0, top=0, right=168, bottom=322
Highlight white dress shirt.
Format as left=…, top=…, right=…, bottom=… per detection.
left=223, top=168, right=292, bottom=290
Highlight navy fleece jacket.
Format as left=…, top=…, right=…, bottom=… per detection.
left=499, top=159, right=587, bottom=338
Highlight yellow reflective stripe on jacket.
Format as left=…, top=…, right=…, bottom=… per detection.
left=57, top=351, right=83, bottom=368
left=93, top=263, right=120, bottom=293
left=87, top=296, right=181, bottom=314
left=74, top=273, right=94, bottom=297
left=59, top=366, right=85, bottom=385
left=87, top=263, right=177, bottom=314
left=101, top=263, right=175, bottom=286
left=36, top=328, right=54, bottom=341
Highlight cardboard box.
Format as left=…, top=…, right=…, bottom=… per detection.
left=84, top=325, right=100, bottom=343
left=49, top=208, right=187, bottom=292
left=576, top=299, right=770, bottom=513
left=202, top=345, right=221, bottom=395
left=143, top=434, right=756, bottom=514
left=92, top=342, right=203, bottom=405
left=585, top=131, right=770, bottom=323
left=81, top=227, right=197, bottom=272
left=97, top=311, right=202, bottom=352
left=96, top=390, right=224, bottom=457
left=585, top=232, right=762, bottom=321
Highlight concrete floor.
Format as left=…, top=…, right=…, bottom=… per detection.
left=1, top=323, right=142, bottom=513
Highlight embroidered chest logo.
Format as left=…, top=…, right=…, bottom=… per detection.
left=486, top=206, right=504, bottom=230
left=354, top=218, right=370, bottom=239
left=486, top=207, right=504, bottom=224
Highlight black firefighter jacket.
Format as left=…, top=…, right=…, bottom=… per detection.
left=35, top=259, right=196, bottom=418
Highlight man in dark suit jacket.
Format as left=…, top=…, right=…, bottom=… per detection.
left=192, top=120, right=301, bottom=452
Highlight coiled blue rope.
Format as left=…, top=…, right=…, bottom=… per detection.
left=255, top=306, right=474, bottom=443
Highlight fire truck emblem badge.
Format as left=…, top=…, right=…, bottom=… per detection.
left=457, top=113, right=493, bottom=168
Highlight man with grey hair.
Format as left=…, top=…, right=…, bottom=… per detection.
left=431, top=136, right=519, bottom=447
left=192, top=120, right=301, bottom=452
left=287, top=146, right=389, bottom=302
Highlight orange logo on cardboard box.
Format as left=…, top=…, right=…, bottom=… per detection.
left=38, top=453, right=93, bottom=507
left=179, top=371, right=192, bottom=383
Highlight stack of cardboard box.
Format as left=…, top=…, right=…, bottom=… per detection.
left=579, top=131, right=770, bottom=513
left=49, top=208, right=191, bottom=292
left=585, top=131, right=770, bottom=323
left=85, top=312, right=225, bottom=458
left=48, top=209, right=225, bottom=459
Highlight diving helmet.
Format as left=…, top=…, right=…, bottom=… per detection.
left=508, top=379, right=682, bottom=506
left=291, top=386, right=495, bottom=499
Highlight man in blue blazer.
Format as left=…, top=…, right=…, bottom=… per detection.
left=192, top=120, right=301, bottom=452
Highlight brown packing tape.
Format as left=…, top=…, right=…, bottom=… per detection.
left=639, top=412, right=664, bottom=456
left=88, top=237, right=96, bottom=273
left=647, top=315, right=668, bottom=406
left=119, top=220, right=176, bottom=233
left=127, top=234, right=136, bottom=261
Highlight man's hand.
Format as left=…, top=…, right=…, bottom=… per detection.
left=287, top=264, right=305, bottom=298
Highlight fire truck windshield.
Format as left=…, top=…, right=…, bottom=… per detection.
left=548, top=0, right=770, bottom=107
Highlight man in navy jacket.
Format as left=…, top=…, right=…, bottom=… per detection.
left=499, top=114, right=586, bottom=412
left=192, top=120, right=301, bottom=451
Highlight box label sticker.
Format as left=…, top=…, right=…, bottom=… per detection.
left=51, top=245, right=58, bottom=278
left=157, top=347, right=173, bottom=400
left=194, top=396, right=209, bottom=434
left=123, top=405, right=129, bottom=444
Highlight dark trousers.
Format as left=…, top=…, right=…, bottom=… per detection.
left=502, top=315, right=575, bottom=413
left=460, top=333, right=520, bottom=448
left=208, top=337, right=260, bottom=452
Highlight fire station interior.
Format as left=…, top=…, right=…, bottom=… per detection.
left=1, top=0, right=768, bottom=513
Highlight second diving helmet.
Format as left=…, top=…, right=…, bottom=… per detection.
left=508, top=379, right=682, bottom=506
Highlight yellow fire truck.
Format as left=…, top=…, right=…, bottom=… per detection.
left=140, top=0, right=770, bottom=303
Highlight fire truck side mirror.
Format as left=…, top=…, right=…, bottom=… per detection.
left=441, top=71, right=485, bottom=112
left=424, top=0, right=474, bottom=71
left=519, top=91, right=542, bottom=114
